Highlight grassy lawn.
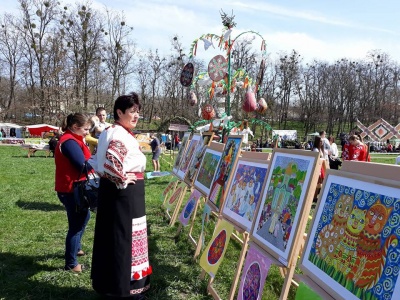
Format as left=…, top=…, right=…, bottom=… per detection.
left=0, top=145, right=396, bottom=300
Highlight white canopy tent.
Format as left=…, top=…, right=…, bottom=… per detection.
left=0, top=122, right=23, bottom=138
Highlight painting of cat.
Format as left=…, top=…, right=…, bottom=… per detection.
left=328, top=206, right=367, bottom=275
left=314, top=194, right=354, bottom=260
left=348, top=199, right=398, bottom=289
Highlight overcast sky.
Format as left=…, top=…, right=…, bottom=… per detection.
left=3, top=0, right=400, bottom=64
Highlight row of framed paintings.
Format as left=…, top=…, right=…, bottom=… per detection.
left=171, top=131, right=400, bottom=300
left=172, top=131, right=321, bottom=268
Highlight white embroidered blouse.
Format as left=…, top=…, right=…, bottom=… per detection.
left=89, top=124, right=146, bottom=189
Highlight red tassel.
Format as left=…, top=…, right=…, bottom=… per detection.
left=133, top=272, right=140, bottom=280
left=148, top=266, right=153, bottom=275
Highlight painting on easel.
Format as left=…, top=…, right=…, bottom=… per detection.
left=301, top=171, right=400, bottom=300
left=194, top=146, right=223, bottom=197
left=251, top=149, right=319, bottom=266
left=208, top=135, right=243, bottom=212
left=172, top=132, right=191, bottom=176
left=176, top=134, right=201, bottom=180
left=184, top=132, right=214, bottom=186
left=221, top=158, right=269, bottom=232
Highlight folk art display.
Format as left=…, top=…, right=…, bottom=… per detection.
left=180, top=62, right=194, bottom=87
left=222, top=158, right=269, bottom=232
left=176, top=134, right=201, bottom=180
left=199, top=219, right=234, bottom=278
left=301, top=172, right=400, bottom=300
left=164, top=182, right=186, bottom=212
left=251, top=149, right=319, bottom=266
left=179, top=189, right=202, bottom=227
left=160, top=177, right=178, bottom=203
left=172, top=132, right=191, bottom=176
left=184, top=132, right=214, bottom=186
left=208, top=135, right=243, bottom=211
left=237, top=242, right=272, bottom=300
left=194, top=147, right=222, bottom=197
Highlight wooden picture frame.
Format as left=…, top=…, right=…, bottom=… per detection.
left=194, top=142, right=224, bottom=197
left=184, top=132, right=214, bottom=186
left=176, top=134, right=201, bottom=180
left=300, top=169, right=400, bottom=300
left=172, top=132, right=191, bottom=176
left=208, top=135, right=243, bottom=212
left=250, top=149, right=320, bottom=267
left=221, top=152, right=270, bottom=233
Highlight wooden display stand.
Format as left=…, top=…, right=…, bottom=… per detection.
left=199, top=216, right=250, bottom=300
left=164, top=182, right=188, bottom=226
left=162, top=180, right=179, bottom=206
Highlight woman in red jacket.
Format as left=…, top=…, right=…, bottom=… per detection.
left=55, top=113, right=92, bottom=272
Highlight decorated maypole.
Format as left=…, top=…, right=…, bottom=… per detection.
left=180, top=10, right=271, bottom=141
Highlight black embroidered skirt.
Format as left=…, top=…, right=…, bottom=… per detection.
left=92, top=178, right=151, bottom=298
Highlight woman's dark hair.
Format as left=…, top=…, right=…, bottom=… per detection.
left=61, top=113, right=90, bottom=132
left=114, top=92, right=141, bottom=121
left=313, top=136, right=323, bottom=152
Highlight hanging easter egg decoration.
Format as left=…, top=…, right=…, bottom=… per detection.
left=256, top=98, right=268, bottom=113
left=180, top=62, right=194, bottom=87
left=242, top=90, right=257, bottom=112
left=188, top=91, right=197, bottom=106
left=208, top=55, right=228, bottom=82
left=201, top=104, right=215, bottom=120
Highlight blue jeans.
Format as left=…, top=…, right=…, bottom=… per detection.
left=58, top=192, right=90, bottom=269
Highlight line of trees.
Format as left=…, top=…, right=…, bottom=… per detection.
left=1, top=0, right=400, bottom=137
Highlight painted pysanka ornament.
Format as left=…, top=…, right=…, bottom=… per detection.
left=201, top=104, right=215, bottom=120
left=256, top=98, right=268, bottom=113
left=180, top=62, right=194, bottom=87
left=208, top=55, right=228, bottom=82
left=207, top=229, right=227, bottom=265
left=188, top=91, right=197, bottom=106
left=242, top=90, right=257, bottom=112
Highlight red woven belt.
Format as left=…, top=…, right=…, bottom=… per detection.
left=127, top=172, right=144, bottom=180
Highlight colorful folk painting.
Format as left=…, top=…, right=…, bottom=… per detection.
left=208, top=136, right=243, bottom=211
left=222, top=159, right=269, bottom=232
left=179, top=189, right=202, bottom=226
left=199, top=219, right=234, bottom=278
left=184, top=133, right=213, bottom=186
left=302, top=174, right=400, bottom=300
left=237, top=243, right=272, bottom=300
left=177, top=134, right=201, bottom=180
left=160, top=177, right=178, bottom=203
left=194, top=148, right=222, bottom=196
left=172, top=132, right=191, bottom=174
left=252, top=151, right=317, bottom=265
left=164, top=183, right=185, bottom=211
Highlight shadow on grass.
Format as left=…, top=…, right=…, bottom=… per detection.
left=0, top=252, right=100, bottom=300
left=16, top=200, right=65, bottom=212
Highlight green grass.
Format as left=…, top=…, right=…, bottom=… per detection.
left=0, top=145, right=396, bottom=300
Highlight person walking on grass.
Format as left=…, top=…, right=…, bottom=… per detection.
left=150, top=133, right=161, bottom=172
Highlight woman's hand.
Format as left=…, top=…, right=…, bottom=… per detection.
left=126, top=173, right=137, bottom=185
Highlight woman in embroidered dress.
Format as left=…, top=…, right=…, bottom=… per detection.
left=54, top=113, right=92, bottom=272
left=90, top=93, right=151, bottom=299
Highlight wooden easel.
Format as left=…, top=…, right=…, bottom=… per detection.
left=199, top=216, right=251, bottom=300
left=164, top=182, right=188, bottom=226
left=161, top=179, right=179, bottom=206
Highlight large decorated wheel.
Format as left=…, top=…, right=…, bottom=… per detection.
left=183, top=198, right=196, bottom=219
left=242, top=262, right=261, bottom=300
left=207, top=229, right=227, bottom=265
left=208, top=55, right=228, bottom=82
left=180, top=63, right=194, bottom=87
